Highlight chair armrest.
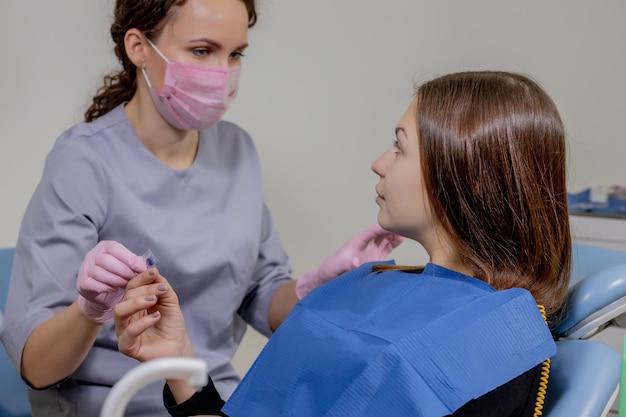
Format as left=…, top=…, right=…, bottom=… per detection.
left=543, top=340, right=621, bottom=417
left=556, top=263, right=626, bottom=338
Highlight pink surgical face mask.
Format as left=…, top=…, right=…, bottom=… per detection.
left=141, top=38, right=240, bottom=131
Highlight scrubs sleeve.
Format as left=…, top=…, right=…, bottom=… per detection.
left=0, top=137, right=108, bottom=371
left=237, top=203, right=293, bottom=337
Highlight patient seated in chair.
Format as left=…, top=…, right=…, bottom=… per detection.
left=114, top=71, right=570, bottom=417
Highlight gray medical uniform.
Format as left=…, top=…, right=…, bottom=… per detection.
left=0, top=104, right=293, bottom=417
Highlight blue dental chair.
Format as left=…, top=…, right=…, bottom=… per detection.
left=0, top=247, right=31, bottom=417
left=542, top=243, right=626, bottom=417
left=557, top=244, right=626, bottom=340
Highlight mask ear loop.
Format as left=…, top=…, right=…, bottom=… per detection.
left=141, top=67, right=154, bottom=90
left=141, top=36, right=171, bottom=90
left=145, top=37, right=171, bottom=64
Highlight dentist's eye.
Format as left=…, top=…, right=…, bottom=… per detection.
left=229, top=51, right=246, bottom=61
left=192, top=48, right=210, bottom=57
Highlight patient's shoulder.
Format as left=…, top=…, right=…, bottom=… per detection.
left=449, top=363, right=543, bottom=417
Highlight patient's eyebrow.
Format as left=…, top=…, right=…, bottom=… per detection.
left=395, top=127, right=407, bottom=139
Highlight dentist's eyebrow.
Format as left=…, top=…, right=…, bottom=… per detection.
left=188, top=38, right=249, bottom=51
left=188, top=38, right=221, bottom=48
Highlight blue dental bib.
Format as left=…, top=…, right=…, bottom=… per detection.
left=224, top=262, right=555, bottom=417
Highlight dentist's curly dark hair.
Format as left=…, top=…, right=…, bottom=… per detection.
left=85, top=0, right=257, bottom=122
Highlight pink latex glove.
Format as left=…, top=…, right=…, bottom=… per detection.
left=295, top=225, right=404, bottom=299
left=77, top=241, right=147, bottom=323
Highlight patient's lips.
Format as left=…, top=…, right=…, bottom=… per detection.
left=375, top=186, right=385, bottom=204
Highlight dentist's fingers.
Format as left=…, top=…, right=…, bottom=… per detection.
left=356, top=224, right=388, bottom=244
left=84, top=265, right=131, bottom=292
left=98, top=240, right=148, bottom=274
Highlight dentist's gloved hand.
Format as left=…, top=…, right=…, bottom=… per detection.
left=295, top=225, right=404, bottom=299
left=77, top=241, right=147, bottom=323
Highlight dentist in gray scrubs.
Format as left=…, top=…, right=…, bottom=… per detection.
left=0, top=0, right=402, bottom=416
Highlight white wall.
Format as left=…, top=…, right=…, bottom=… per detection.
left=2, top=0, right=625, bottom=374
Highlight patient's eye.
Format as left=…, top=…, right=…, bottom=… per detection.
left=393, top=139, right=403, bottom=154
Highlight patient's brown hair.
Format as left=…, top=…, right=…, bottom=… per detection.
left=375, top=71, right=570, bottom=328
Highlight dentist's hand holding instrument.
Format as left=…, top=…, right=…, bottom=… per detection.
left=77, top=241, right=147, bottom=323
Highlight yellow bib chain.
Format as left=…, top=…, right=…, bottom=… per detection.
left=533, top=304, right=550, bottom=417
